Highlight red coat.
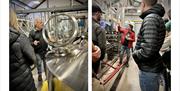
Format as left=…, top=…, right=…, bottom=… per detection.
left=118, top=26, right=135, bottom=48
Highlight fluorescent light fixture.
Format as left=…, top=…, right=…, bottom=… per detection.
left=137, top=9, right=141, bottom=13
left=135, top=0, right=142, bottom=3
left=32, top=0, right=40, bottom=4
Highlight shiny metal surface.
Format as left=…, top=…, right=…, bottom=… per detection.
left=46, top=43, right=88, bottom=91
left=43, top=13, right=79, bottom=47
left=43, top=13, right=88, bottom=91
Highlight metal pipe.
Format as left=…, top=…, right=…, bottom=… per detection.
left=11, top=0, right=33, bottom=9
left=16, top=5, right=88, bottom=14
left=74, top=0, right=84, bottom=5
left=11, top=1, right=25, bottom=9
left=70, top=0, right=74, bottom=7
left=47, top=0, right=50, bottom=27
left=13, top=3, right=15, bottom=9
left=129, top=0, right=133, bottom=6
left=33, top=0, right=46, bottom=9
left=110, top=66, right=126, bottom=91
left=42, top=13, right=79, bottom=47
left=101, top=56, right=127, bottom=85
left=102, top=63, right=123, bottom=85
left=98, top=57, right=118, bottom=78
left=103, top=62, right=116, bottom=69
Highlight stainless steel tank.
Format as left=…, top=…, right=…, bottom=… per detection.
left=43, top=13, right=88, bottom=91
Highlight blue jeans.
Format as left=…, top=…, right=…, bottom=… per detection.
left=119, top=45, right=130, bottom=63
left=36, top=54, right=43, bottom=75
left=139, top=70, right=165, bottom=91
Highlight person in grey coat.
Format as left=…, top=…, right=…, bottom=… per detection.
left=92, top=5, right=106, bottom=74
left=132, top=0, right=166, bottom=91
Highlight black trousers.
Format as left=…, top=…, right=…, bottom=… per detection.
left=92, top=60, right=100, bottom=74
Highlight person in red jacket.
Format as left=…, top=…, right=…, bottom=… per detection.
left=118, top=24, right=135, bottom=67
left=128, top=24, right=136, bottom=52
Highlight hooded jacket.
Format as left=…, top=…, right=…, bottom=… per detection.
left=10, top=28, right=36, bottom=91
left=132, top=4, right=166, bottom=73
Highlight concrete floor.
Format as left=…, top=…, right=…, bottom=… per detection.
left=31, top=55, right=165, bottom=91
left=32, top=64, right=46, bottom=91
left=100, top=57, right=141, bottom=91
left=93, top=56, right=165, bottom=91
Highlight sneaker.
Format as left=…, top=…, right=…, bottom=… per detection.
left=38, top=74, right=42, bottom=81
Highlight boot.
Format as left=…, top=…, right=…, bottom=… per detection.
left=119, top=58, right=122, bottom=65
left=125, top=60, right=129, bottom=67
left=125, top=63, right=129, bottom=67
left=38, top=74, right=43, bottom=81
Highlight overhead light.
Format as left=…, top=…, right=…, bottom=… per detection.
left=135, top=0, right=142, bottom=3
left=32, top=0, right=40, bottom=4
left=137, top=10, right=141, bottom=13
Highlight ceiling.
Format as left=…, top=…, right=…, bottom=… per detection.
left=94, top=0, right=170, bottom=10
left=10, top=0, right=88, bottom=10
left=94, top=0, right=141, bottom=9
left=11, top=0, right=45, bottom=9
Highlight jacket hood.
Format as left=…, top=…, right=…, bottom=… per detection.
left=10, top=27, right=20, bottom=45
left=140, top=4, right=165, bottom=19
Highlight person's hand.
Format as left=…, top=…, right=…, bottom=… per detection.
left=125, top=36, right=132, bottom=40
left=127, top=37, right=132, bottom=40
left=92, top=45, right=101, bottom=63
left=33, top=40, right=39, bottom=46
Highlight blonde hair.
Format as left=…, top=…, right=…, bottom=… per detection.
left=9, top=9, right=19, bottom=31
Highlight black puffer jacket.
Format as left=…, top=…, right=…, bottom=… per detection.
left=10, top=28, right=36, bottom=91
left=132, top=4, right=166, bottom=73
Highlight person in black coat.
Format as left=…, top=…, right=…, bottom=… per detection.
left=132, top=0, right=166, bottom=91
left=92, top=5, right=106, bottom=74
left=29, top=18, right=48, bottom=81
left=10, top=9, right=37, bottom=91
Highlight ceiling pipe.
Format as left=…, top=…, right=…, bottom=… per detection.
left=74, top=0, right=84, bottom=5
left=70, top=0, right=74, bottom=7
left=11, top=0, right=33, bottom=9
left=16, top=5, right=88, bottom=14
left=11, top=1, right=25, bottom=9
left=33, top=0, right=46, bottom=9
